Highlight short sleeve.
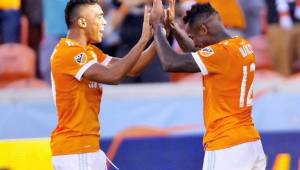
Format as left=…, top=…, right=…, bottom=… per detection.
left=59, top=47, right=97, bottom=81
left=89, top=45, right=112, bottom=66
left=191, top=44, right=231, bottom=76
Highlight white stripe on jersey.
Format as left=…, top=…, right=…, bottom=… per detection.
left=191, top=52, right=209, bottom=75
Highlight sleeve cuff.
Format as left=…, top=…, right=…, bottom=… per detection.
left=191, top=52, right=209, bottom=76
left=75, top=60, right=97, bottom=81
left=101, top=55, right=112, bottom=66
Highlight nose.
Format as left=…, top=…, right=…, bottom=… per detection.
left=102, top=18, right=107, bottom=26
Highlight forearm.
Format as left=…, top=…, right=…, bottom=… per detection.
left=154, top=24, right=179, bottom=70
left=128, top=41, right=157, bottom=76
left=110, top=38, right=149, bottom=82
left=170, top=22, right=196, bottom=52
left=153, top=24, right=200, bottom=73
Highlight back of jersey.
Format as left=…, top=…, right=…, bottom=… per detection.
left=192, top=37, right=260, bottom=151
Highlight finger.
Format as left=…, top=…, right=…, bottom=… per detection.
left=158, top=0, right=163, bottom=9
left=167, top=8, right=170, bottom=18
left=153, top=0, right=157, bottom=7
left=144, top=5, right=148, bottom=16
left=153, top=0, right=163, bottom=9
left=148, top=6, right=152, bottom=13
left=169, top=0, right=174, bottom=12
left=144, top=5, right=148, bottom=21
left=164, top=9, right=168, bottom=20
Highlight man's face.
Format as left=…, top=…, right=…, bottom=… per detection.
left=186, top=23, right=210, bottom=49
left=80, top=4, right=107, bottom=43
left=185, top=14, right=220, bottom=48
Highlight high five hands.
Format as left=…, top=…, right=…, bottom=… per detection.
left=149, top=0, right=176, bottom=28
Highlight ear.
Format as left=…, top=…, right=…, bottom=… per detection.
left=77, top=18, right=87, bottom=28
left=199, top=24, right=208, bottom=35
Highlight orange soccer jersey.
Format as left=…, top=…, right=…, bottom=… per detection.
left=191, top=37, right=260, bottom=151
left=50, top=38, right=111, bottom=155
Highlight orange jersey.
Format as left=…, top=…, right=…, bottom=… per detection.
left=50, top=38, right=112, bottom=155
left=191, top=37, right=260, bottom=151
left=196, top=0, right=246, bottom=29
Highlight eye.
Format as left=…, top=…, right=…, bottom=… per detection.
left=97, top=15, right=103, bottom=20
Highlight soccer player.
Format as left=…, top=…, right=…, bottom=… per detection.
left=50, top=0, right=154, bottom=169
left=150, top=0, right=267, bottom=169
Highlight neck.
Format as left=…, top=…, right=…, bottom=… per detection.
left=211, top=30, right=231, bottom=44
left=66, top=28, right=88, bottom=46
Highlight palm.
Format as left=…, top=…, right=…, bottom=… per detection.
left=166, top=0, right=175, bottom=24
left=142, top=6, right=153, bottom=39
left=149, top=0, right=164, bottom=25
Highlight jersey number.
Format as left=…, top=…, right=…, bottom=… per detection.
left=239, top=63, right=255, bottom=108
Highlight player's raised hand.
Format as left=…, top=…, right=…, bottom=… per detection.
left=166, top=0, right=175, bottom=25
left=141, top=5, right=153, bottom=41
left=150, top=0, right=164, bottom=26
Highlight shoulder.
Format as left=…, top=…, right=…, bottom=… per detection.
left=88, top=44, right=106, bottom=57
left=197, top=42, right=228, bottom=58
left=52, top=40, right=88, bottom=66
left=55, top=40, right=86, bottom=58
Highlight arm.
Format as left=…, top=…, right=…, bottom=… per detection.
left=128, top=41, right=157, bottom=76
left=170, top=21, right=197, bottom=52
left=153, top=24, right=200, bottom=72
left=109, top=42, right=157, bottom=77
left=83, top=38, right=149, bottom=84
left=164, top=0, right=196, bottom=52
left=83, top=6, right=152, bottom=84
left=108, top=41, right=157, bottom=77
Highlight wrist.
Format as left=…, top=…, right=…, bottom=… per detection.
left=153, top=23, right=164, bottom=30
left=139, top=36, right=149, bottom=44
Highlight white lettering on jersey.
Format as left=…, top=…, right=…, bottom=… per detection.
left=239, top=44, right=253, bottom=58
left=88, top=81, right=102, bottom=89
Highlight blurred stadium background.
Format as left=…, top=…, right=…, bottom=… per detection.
left=1, top=0, right=300, bottom=170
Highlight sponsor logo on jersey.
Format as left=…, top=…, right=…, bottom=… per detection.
left=200, top=47, right=214, bottom=57
left=74, top=53, right=87, bottom=65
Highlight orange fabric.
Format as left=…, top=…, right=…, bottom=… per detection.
left=193, top=37, right=260, bottom=150
left=196, top=0, right=246, bottom=29
left=50, top=38, right=109, bottom=156
left=0, top=0, right=20, bottom=10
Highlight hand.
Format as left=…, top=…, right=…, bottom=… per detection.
left=163, top=0, right=175, bottom=35
left=141, top=5, right=153, bottom=41
left=150, top=0, right=164, bottom=26
left=165, top=0, right=175, bottom=26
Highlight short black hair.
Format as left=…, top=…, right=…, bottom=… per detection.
left=65, top=0, right=98, bottom=29
left=183, top=3, right=217, bottom=25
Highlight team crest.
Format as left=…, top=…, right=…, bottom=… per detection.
left=200, top=47, right=214, bottom=57
left=74, top=52, right=87, bottom=65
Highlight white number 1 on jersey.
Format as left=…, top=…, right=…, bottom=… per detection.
left=240, top=63, right=255, bottom=108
